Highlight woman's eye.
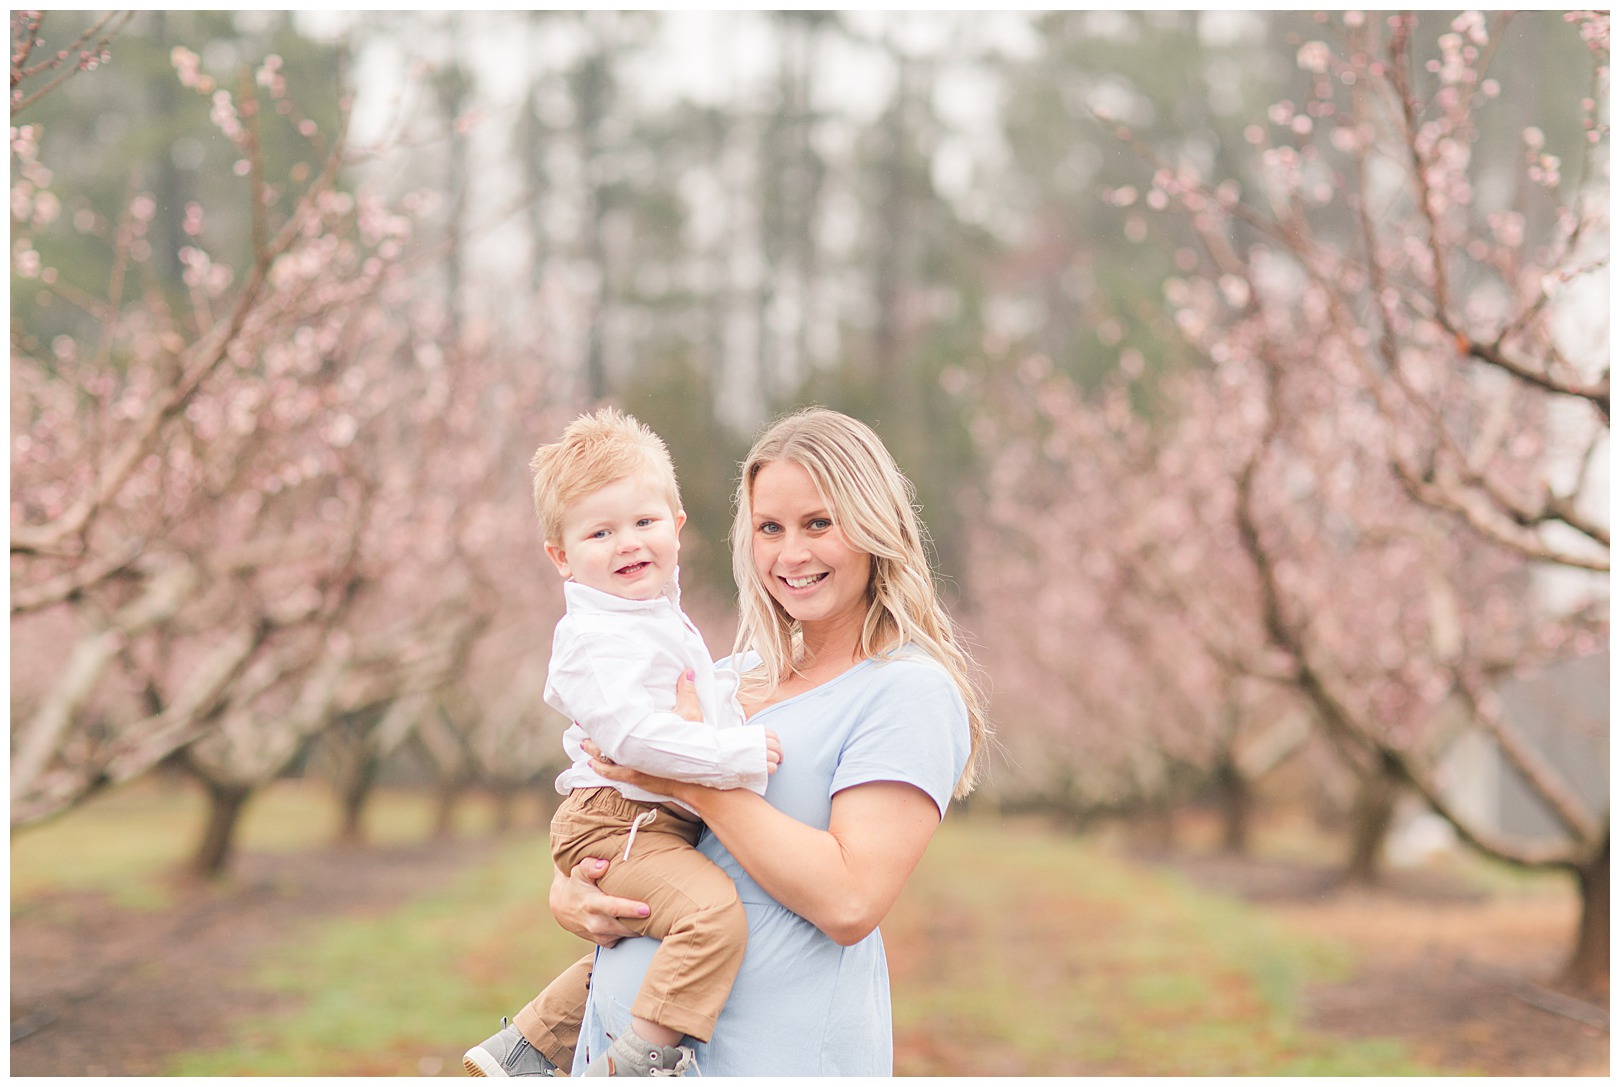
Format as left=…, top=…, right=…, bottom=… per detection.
left=809, top=518, right=833, bottom=531
left=758, top=521, right=781, bottom=535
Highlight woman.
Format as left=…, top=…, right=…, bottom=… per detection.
left=525, top=407, right=988, bottom=1076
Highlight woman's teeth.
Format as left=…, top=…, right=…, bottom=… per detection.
left=785, top=573, right=824, bottom=589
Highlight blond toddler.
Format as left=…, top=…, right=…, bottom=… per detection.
left=464, top=408, right=780, bottom=1078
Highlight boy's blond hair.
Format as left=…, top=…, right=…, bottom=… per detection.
left=529, top=408, right=682, bottom=544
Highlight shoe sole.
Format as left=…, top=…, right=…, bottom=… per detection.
left=464, top=1049, right=504, bottom=1077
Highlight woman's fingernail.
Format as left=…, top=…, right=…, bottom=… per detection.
left=638, top=905, right=651, bottom=917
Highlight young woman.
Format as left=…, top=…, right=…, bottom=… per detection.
left=486, top=407, right=989, bottom=1076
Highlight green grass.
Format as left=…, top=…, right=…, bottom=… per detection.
left=168, top=831, right=585, bottom=1076
left=10, top=775, right=541, bottom=911
left=12, top=777, right=573, bottom=1075
left=15, top=785, right=1477, bottom=1075
left=12, top=779, right=205, bottom=907
left=885, top=817, right=1440, bottom=1076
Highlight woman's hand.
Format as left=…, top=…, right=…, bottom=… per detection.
left=674, top=669, right=703, bottom=722
left=583, top=738, right=689, bottom=800
left=548, top=859, right=650, bottom=948
left=584, top=669, right=782, bottom=795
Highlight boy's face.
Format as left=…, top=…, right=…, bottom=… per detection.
left=546, top=472, right=685, bottom=601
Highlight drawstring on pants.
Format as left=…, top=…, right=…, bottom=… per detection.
left=622, top=808, right=658, bottom=861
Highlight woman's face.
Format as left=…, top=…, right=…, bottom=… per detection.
left=749, top=460, right=871, bottom=633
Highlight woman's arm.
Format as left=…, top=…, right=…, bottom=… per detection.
left=683, top=778, right=939, bottom=946
left=551, top=636, right=771, bottom=790
left=549, top=858, right=651, bottom=947
left=587, top=732, right=939, bottom=946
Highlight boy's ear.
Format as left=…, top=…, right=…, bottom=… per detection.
left=544, top=542, right=572, bottom=579
left=674, top=509, right=688, bottom=534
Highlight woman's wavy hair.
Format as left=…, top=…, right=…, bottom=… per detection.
left=730, top=407, right=990, bottom=799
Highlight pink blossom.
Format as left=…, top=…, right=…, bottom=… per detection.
left=1296, top=40, right=1333, bottom=74
left=210, top=90, right=243, bottom=141
left=170, top=46, right=201, bottom=87
left=1451, top=10, right=1488, bottom=46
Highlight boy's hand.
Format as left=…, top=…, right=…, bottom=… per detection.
left=672, top=670, right=781, bottom=774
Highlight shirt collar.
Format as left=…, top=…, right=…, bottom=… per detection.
left=562, top=566, right=683, bottom=613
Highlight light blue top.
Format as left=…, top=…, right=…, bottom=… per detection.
left=570, top=648, right=972, bottom=1077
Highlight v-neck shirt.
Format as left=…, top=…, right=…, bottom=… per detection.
left=571, top=645, right=971, bottom=1076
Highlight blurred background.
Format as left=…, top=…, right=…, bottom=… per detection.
left=10, top=9, right=1609, bottom=1076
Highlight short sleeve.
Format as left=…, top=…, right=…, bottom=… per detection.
left=829, top=656, right=971, bottom=819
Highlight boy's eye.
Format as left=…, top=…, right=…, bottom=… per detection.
left=589, top=529, right=609, bottom=540
left=637, top=517, right=655, bottom=528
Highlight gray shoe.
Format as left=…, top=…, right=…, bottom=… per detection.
left=582, top=1028, right=697, bottom=1077
left=464, top=1017, right=560, bottom=1077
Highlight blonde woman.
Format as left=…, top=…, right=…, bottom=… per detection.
left=495, top=407, right=989, bottom=1077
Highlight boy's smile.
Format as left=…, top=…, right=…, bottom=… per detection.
left=546, top=472, right=686, bottom=600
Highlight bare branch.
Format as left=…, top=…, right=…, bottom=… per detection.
left=10, top=562, right=197, bottom=803
left=9, top=10, right=134, bottom=116
left=1393, top=462, right=1610, bottom=573
left=1465, top=333, right=1610, bottom=420
left=10, top=538, right=145, bottom=614
left=10, top=104, right=355, bottom=556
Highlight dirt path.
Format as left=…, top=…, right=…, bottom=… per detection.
left=10, top=839, right=495, bottom=1076
left=1152, top=852, right=1609, bottom=1076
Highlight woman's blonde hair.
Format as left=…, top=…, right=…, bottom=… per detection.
left=730, top=407, right=990, bottom=799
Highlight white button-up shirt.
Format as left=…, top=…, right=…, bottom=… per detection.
left=548, top=572, right=768, bottom=811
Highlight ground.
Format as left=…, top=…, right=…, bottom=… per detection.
left=10, top=837, right=1609, bottom=1076
left=1148, top=849, right=1609, bottom=1077
left=10, top=839, right=493, bottom=1077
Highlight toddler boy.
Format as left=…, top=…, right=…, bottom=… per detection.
left=463, top=408, right=779, bottom=1078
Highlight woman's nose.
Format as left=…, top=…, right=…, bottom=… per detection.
left=777, top=530, right=811, bottom=562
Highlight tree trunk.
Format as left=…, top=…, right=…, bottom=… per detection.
left=1134, top=792, right=1177, bottom=855
left=1343, top=756, right=1400, bottom=885
left=870, top=47, right=909, bottom=410
left=541, top=786, right=563, bottom=824
left=433, top=775, right=466, bottom=839
left=1564, top=831, right=1609, bottom=995
left=493, top=784, right=517, bottom=834
left=190, top=779, right=252, bottom=880
left=335, top=755, right=379, bottom=846
left=576, top=41, right=611, bottom=402
left=1213, top=752, right=1251, bottom=855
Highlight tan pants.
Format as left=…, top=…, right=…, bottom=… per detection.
left=513, top=787, right=747, bottom=1064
